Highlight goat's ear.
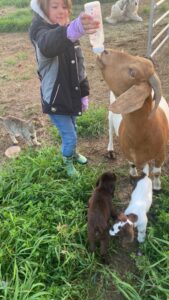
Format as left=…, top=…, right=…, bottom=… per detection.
left=109, top=82, right=151, bottom=114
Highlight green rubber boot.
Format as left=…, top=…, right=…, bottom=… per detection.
left=73, top=153, right=88, bottom=165
left=63, top=156, right=79, bottom=177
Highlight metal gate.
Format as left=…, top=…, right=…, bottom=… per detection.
left=146, top=0, right=169, bottom=58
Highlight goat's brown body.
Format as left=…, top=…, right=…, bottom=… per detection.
left=97, top=49, right=169, bottom=189
left=119, top=103, right=169, bottom=167
left=87, top=172, right=116, bottom=262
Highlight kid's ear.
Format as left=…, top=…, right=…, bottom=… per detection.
left=118, top=213, right=127, bottom=222
left=127, top=213, right=138, bottom=223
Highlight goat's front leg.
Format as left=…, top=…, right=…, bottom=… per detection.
left=129, top=14, right=143, bottom=22
left=107, top=91, right=122, bottom=159
left=32, top=135, right=41, bottom=146
left=129, top=162, right=138, bottom=177
left=88, top=228, right=96, bottom=253
left=107, top=111, right=116, bottom=159
left=9, top=134, right=19, bottom=145
left=152, top=166, right=162, bottom=191
left=100, top=233, right=109, bottom=264
left=137, top=218, right=148, bottom=243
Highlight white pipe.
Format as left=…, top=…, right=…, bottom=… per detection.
left=151, top=35, right=169, bottom=57
left=147, top=0, right=169, bottom=57
left=153, top=11, right=169, bottom=27
left=156, top=0, right=167, bottom=7
left=152, top=23, right=169, bottom=45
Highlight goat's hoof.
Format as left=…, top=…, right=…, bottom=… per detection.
left=130, top=175, right=137, bottom=185
left=137, top=249, right=143, bottom=256
left=154, top=189, right=169, bottom=197
left=107, top=151, right=116, bottom=160
left=153, top=189, right=163, bottom=195
left=100, top=255, right=109, bottom=265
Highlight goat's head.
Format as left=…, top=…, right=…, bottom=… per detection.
left=97, top=49, right=162, bottom=116
left=96, top=172, right=117, bottom=195
left=109, top=212, right=138, bottom=245
left=127, top=0, right=139, bottom=8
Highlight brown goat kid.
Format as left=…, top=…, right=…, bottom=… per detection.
left=97, top=49, right=169, bottom=191
left=87, top=172, right=117, bottom=263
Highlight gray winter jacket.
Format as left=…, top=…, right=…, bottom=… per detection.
left=29, top=0, right=89, bottom=116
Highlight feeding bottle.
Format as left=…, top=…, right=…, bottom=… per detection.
left=84, top=1, right=104, bottom=54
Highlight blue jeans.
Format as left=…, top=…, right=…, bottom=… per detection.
left=49, top=114, right=77, bottom=157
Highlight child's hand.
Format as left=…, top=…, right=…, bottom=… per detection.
left=81, top=96, right=89, bottom=112
left=67, top=13, right=100, bottom=43
left=80, top=13, right=100, bottom=34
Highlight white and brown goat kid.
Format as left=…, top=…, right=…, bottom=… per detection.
left=97, top=49, right=169, bottom=191
left=109, top=164, right=152, bottom=244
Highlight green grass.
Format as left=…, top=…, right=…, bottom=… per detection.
left=0, top=0, right=113, bottom=7
left=0, top=0, right=30, bottom=8
left=77, top=105, right=107, bottom=137
left=0, top=142, right=169, bottom=299
left=49, top=105, right=107, bottom=142
left=4, top=58, right=17, bottom=66
left=0, top=147, right=105, bottom=299
left=0, top=1, right=169, bottom=298
left=0, top=8, right=32, bottom=32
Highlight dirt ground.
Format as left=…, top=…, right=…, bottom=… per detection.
left=0, top=2, right=169, bottom=299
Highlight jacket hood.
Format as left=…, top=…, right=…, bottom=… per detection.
left=30, top=0, right=52, bottom=24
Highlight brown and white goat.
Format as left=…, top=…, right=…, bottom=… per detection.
left=109, top=164, right=152, bottom=245
left=97, top=49, right=169, bottom=191
left=87, top=172, right=116, bottom=263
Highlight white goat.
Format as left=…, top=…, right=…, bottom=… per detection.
left=97, top=49, right=169, bottom=191
left=109, top=164, right=152, bottom=243
left=105, top=0, right=143, bottom=25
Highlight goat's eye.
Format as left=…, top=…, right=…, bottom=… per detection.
left=118, top=225, right=122, bottom=230
left=128, top=67, right=136, bottom=78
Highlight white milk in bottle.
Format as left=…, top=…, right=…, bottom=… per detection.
left=84, top=1, right=104, bottom=54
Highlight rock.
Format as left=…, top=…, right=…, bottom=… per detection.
left=5, top=146, right=21, bottom=158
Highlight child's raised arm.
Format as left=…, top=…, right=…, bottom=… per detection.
left=67, top=12, right=100, bottom=42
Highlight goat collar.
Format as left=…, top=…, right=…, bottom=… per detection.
left=109, top=219, right=133, bottom=236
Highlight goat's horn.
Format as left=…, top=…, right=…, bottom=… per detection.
left=148, top=73, right=162, bottom=117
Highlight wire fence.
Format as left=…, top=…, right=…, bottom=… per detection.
left=147, top=0, right=169, bottom=58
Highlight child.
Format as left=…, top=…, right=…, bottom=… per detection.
left=29, top=0, right=100, bottom=177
